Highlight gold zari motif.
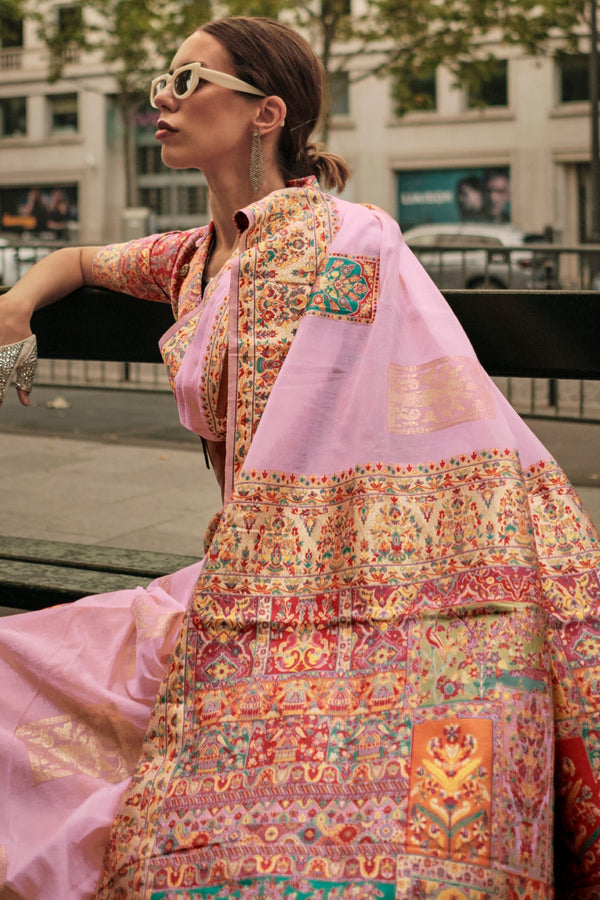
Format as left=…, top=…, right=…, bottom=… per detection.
left=132, top=594, right=182, bottom=643
left=16, top=702, right=143, bottom=784
left=388, top=356, right=496, bottom=434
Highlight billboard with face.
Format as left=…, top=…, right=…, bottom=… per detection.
left=396, top=167, right=511, bottom=230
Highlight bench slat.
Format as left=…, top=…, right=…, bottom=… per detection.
left=0, top=536, right=198, bottom=579
left=0, top=538, right=199, bottom=611
left=0, top=559, right=152, bottom=610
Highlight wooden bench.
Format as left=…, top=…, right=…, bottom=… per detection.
left=1, top=285, right=599, bottom=611
left=0, top=537, right=198, bottom=610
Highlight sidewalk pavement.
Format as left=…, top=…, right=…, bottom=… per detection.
left=0, top=385, right=599, bottom=562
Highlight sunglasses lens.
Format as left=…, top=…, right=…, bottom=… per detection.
left=152, top=77, right=168, bottom=101
left=173, top=67, right=195, bottom=98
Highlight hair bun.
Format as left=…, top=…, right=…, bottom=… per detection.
left=303, top=142, right=350, bottom=193
left=305, top=141, right=321, bottom=162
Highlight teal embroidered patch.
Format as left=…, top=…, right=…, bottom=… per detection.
left=307, top=255, right=379, bottom=324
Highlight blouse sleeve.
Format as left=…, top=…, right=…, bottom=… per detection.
left=91, top=228, right=207, bottom=311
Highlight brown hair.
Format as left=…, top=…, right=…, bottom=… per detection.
left=199, top=16, right=350, bottom=192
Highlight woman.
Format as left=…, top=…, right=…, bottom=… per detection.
left=0, top=15, right=599, bottom=900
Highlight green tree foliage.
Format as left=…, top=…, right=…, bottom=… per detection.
left=226, top=0, right=587, bottom=125
left=27, top=0, right=590, bottom=158
left=29, top=0, right=212, bottom=204
left=373, top=0, right=586, bottom=114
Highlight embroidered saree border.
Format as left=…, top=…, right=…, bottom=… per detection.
left=96, top=449, right=600, bottom=897
left=230, top=186, right=339, bottom=489
left=203, top=453, right=599, bottom=600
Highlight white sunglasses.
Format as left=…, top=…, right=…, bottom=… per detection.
left=150, top=62, right=266, bottom=108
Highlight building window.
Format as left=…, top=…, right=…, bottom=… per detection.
left=57, top=4, right=83, bottom=34
left=139, top=184, right=209, bottom=218
left=0, top=97, right=26, bottom=137
left=393, top=69, right=437, bottom=115
left=0, top=8, right=24, bottom=69
left=175, top=184, right=208, bottom=217
left=49, top=4, right=83, bottom=67
left=49, top=93, right=78, bottom=134
left=137, top=145, right=164, bottom=175
left=467, top=60, right=508, bottom=108
left=558, top=54, right=589, bottom=103
left=329, top=71, right=350, bottom=116
left=0, top=11, right=24, bottom=48
left=139, top=186, right=168, bottom=216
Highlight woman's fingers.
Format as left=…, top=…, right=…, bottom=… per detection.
left=17, top=387, right=31, bottom=407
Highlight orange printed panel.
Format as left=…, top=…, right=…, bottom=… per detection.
left=407, top=717, right=492, bottom=864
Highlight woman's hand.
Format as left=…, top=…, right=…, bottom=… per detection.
left=0, top=291, right=36, bottom=407
left=0, top=246, right=101, bottom=408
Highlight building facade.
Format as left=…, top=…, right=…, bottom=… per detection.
left=0, top=5, right=593, bottom=246
left=329, top=47, right=591, bottom=246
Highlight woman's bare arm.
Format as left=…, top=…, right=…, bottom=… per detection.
left=0, top=246, right=102, bottom=343
left=0, top=246, right=102, bottom=404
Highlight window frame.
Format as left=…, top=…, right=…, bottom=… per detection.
left=557, top=53, right=589, bottom=104
left=48, top=92, right=79, bottom=135
left=466, top=59, right=509, bottom=109
left=0, top=96, right=27, bottom=138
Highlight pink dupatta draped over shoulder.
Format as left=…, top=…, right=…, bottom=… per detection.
left=87, top=183, right=600, bottom=897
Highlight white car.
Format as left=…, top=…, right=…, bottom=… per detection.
left=0, top=238, right=51, bottom=287
left=401, top=223, right=555, bottom=290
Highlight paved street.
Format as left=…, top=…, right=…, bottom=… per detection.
left=0, top=383, right=599, bottom=545
left=0, top=386, right=219, bottom=557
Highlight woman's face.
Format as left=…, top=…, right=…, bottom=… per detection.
left=153, top=31, right=260, bottom=173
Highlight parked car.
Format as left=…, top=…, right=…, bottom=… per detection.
left=401, top=223, right=556, bottom=289
left=0, top=238, right=51, bottom=287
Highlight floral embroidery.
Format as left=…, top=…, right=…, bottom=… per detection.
left=97, top=448, right=600, bottom=897
left=408, top=718, right=493, bottom=864
left=555, top=735, right=600, bottom=888
left=307, top=255, right=379, bottom=324
left=232, top=184, right=339, bottom=481
left=91, top=227, right=206, bottom=318
left=201, top=292, right=229, bottom=440
left=160, top=311, right=202, bottom=390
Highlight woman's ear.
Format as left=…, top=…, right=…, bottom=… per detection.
left=254, top=96, right=287, bottom=136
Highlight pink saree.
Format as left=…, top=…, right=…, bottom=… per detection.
left=0, top=562, right=205, bottom=897
left=2, top=180, right=600, bottom=898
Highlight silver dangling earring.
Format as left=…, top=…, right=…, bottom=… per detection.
left=249, top=127, right=264, bottom=194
